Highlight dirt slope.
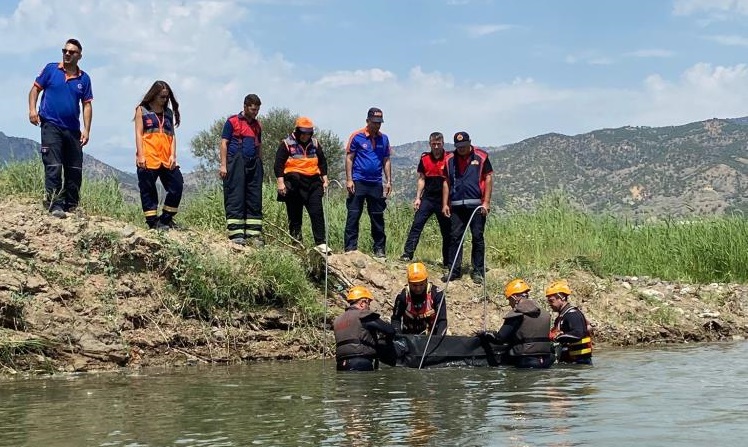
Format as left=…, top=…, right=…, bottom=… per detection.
left=1, top=198, right=747, bottom=374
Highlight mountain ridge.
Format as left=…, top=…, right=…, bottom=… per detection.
left=4, top=115, right=748, bottom=216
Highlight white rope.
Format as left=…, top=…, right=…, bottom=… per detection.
left=418, top=205, right=487, bottom=370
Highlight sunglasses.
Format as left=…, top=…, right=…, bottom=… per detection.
left=61, top=49, right=79, bottom=55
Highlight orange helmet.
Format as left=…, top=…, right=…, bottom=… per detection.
left=346, top=285, right=373, bottom=303
left=407, top=262, right=428, bottom=283
left=545, top=280, right=572, bottom=297
left=504, top=278, right=531, bottom=299
left=295, top=116, right=314, bottom=133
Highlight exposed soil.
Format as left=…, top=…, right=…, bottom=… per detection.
left=1, top=198, right=747, bottom=374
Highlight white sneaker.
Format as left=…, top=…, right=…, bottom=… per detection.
left=315, top=243, right=332, bottom=255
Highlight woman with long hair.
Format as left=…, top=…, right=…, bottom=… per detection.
left=134, top=80, right=183, bottom=230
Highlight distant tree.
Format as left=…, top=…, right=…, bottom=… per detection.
left=190, top=117, right=226, bottom=181
left=189, top=107, right=344, bottom=183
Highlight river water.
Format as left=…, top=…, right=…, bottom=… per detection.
left=1, top=341, right=747, bottom=446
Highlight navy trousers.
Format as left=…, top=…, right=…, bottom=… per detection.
left=402, top=196, right=451, bottom=265
left=344, top=181, right=386, bottom=252
left=137, top=166, right=184, bottom=228
left=40, top=121, right=82, bottom=211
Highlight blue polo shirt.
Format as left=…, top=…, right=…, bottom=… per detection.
left=34, top=62, right=93, bottom=132
left=346, top=127, right=391, bottom=183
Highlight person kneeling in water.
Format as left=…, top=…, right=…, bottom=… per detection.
left=477, top=278, right=554, bottom=368
left=334, top=286, right=395, bottom=371
left=391, top=262, right=447, bottom=336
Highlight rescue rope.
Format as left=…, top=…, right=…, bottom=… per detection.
left=322, top=179, right=344, bottom=362
left=418, top=204, right=487, bottom=370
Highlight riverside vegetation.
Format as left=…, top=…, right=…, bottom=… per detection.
left=1, top=160, right=748, bottom=374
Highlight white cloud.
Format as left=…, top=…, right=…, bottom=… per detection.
left=705, top=34, right=748, bottom=46
left=465, top=24, right=513, bottom=38
left=625, top=49, right=675, bottom=58
left=4, top=1, right=748, bottom=174
left=673, top=0, right=748, bottom=16
left=565, top=51, right=615, bottom=66
left=315, top=69, right=396, bottom=87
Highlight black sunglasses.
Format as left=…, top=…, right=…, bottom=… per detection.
left=61, top=48, right=79, bottom=55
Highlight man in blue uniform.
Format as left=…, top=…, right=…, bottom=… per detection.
left=28, top=38, right=93, bottom=218
left=344, top=107, right=392, bottom=258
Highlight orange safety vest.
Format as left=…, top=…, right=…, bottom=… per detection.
left=402, top=284, right=437, bottom=334
left=283, top=135, right=321, bottom=176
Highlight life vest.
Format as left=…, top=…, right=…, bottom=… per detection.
left=140, top=106, right=175, bottom=169
left=282, top=134, right=321, bottom=176
left=552, top=305, right=593, bottom=362
left=506, top=298, right=553, bottom=357
left=227, top=113, right=262, bottom=158
left=445, top=148, right=489, bottom=207
left=333, top=307, right=378, bottom=360
left=401, top=284, right=437, bottom=334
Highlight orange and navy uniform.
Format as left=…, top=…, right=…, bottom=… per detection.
left=139, top=106, right=175, bottom=169
left=391, top=284, right=448, bottom=335
left=273, top=134, right=328, bottom=178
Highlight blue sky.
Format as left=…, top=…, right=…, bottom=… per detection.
left=3, top=0, right=748, bottom=172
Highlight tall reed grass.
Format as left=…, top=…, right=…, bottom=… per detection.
left=3, top=160, right=748, bottom=285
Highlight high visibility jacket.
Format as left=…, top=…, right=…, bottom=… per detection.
left=552, top=304, right=593, bottom=362
left=140, top=106, right=175, bottom=169
left=402, top=284, right=437, bottom=334
left=282, top=135, right=321, bottom=176
left=333, top=307, right=378, bottom=360
left=445, top=148, right=489, bottom=207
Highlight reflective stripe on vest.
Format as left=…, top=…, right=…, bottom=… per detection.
left=283, top=135, right=321, bottom=176
left=445, top=148, right=488, bottom=206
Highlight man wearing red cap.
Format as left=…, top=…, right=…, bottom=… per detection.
left=274, top=116, right=330, bottom=253
left=441, top=131, right=493, bottom=284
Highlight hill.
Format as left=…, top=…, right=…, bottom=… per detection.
left=391, top=118, right=748, bottom=216
left=5, top=115, right=748, bottom=217
left=0, top=131, right=139, bottom=195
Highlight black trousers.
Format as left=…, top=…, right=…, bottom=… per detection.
left=40, top=121, right=82, bottom=211
left=402, top=196, right=451, bottom=265
left=447, top=205, right=486, bottom=276
left=137, top=166, right=184, bottom=228
left=223, top=154, right=263, bottom=240
left=336, top=357, right=377, bottom=371
left=283, top=174, right=326, bottom=245
left=344, top=181, right=386, bottom=252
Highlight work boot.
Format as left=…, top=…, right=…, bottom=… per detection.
left=440, top=272, right=461, bottom=283
left=231, top=237, right=247, bottom=246
left=155, top=222, right=171, bottom=231
left=373, top=249, right=386, bottom=259
left=399, top=254, right=412, bottom=262
left=470, top=271, right=484, bottom=284
left=250, top=237, right=265, bottom=248
left=50, top=206, right=67, bottom=219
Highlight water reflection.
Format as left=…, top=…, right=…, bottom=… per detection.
left=1, top=343, right=747, bottom=446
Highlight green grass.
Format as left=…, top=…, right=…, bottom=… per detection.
left=3, top=160, right=748, bottom=288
